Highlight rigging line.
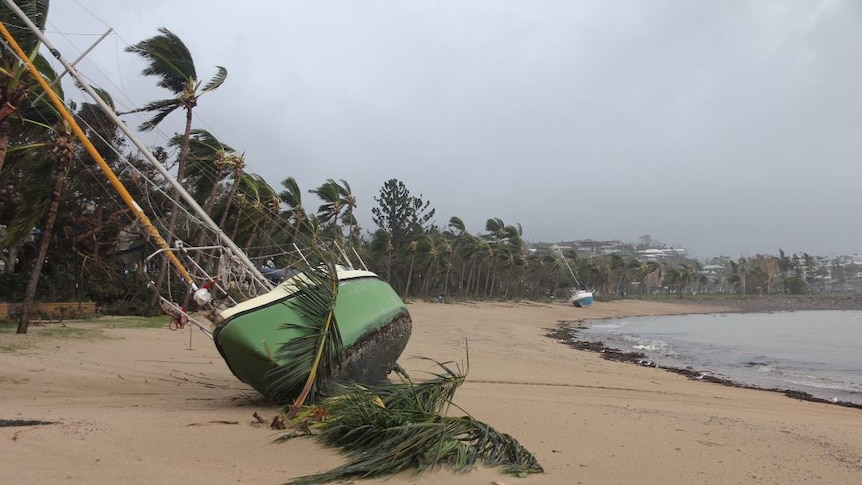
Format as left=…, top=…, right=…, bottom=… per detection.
left=53, top=0, right=141, bottom=101
left=68, top=129, right=199, bottom=234
left=30, top=26, right=112, bottom=107
left=0, top=14, right=198, bottom=290
left=42, top=21, right=182, bottom=149
left=42, top=18, right=274, bottom=219
left=68, top=112, right=229, bottom=244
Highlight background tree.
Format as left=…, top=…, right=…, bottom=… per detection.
left=309, top=178, right=348, bottom=245
left=370, top=179, right=437, bottom=293
left=17, top=119, right=76, bottom=333
left=371, top=179, right=436, bottom=251
left=279, top=176, right=307, bottom=244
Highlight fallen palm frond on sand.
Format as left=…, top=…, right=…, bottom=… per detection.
left=278, top=360, right=543, bottom=485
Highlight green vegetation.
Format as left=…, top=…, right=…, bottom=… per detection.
left=34, top=325, right=102, bottom=339
left=0, top=339, right=30, bottom=353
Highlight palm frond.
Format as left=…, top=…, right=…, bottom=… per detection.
left=139, top=103, right=181, bottom=131
left=283, top=361, right=543, bottom=485
left=261, top=254, right=343, bottom=408
left=125, top=27, right=196, bottom=94
left=201, top=66, right=228, bottom=92
left=1, top=0, right=49, bottom=55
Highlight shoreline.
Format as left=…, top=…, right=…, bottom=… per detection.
left=547, top=295, right=862, bottom=410
left=611, top=293, right=862, bottom=313
left=547, top=320, right=862, bottom=410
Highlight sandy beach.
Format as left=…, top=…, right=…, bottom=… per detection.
left=1, top=299, right=860, bottom=484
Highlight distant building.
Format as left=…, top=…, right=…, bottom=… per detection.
left=572, top=239, right=623, bottom=255
left=637, top=248, right=686, bottom=260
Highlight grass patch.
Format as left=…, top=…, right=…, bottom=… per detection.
left=101, top=315, right=171, bottom=329
left=0, top=340, right=30, bottom=353
left=0, top=316, right=172, bottom=348
left=35, top=326, right=103, bottom=339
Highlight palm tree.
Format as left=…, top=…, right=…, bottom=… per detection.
left=172, top=129, right=243, bottom=281
left=0, top=0, right=50, bottom=174
left=124, top=28, right=227, bottom=305
left=439, top=236, right=454, bottom=298
left=230, top=173, right=279, bottom=258
left=309, top=179, right=345, bottom=243
left=174, top=129, right=238, bottom=215
left=338, top=180, right=359, bottom=248
left=369, top=229, right=394, bottom=282
left=446, top=217, right=469, bottom=296
left=216, top=152, right=246, bottom=230
left=279, top=176, right=307, bottom=244
left=17, top=121, right=77, bottom=333
left=404, top=240, right=418, bottom=297
left=665, top=263, right=698, bottom=297
left=644, top=260, right=661, bottom=296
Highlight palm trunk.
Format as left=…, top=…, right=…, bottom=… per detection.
left=484, top=258, right=492, bottom=296
left=150, top=108, right=195, bottom=312
left=218, top=172, right=242, bottom=229
left=0, top=117, right=9, bottom=174
left=404, top=251, right=415, bottom=298
left=19, top=156, right=70, bottom=333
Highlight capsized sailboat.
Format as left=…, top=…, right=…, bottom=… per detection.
left=569, top=287, right=594, bottom=307
left=214, top=265, right=412, bottom=398
left=2, top=5, right=411, bottom=403
left=554, top=243, right=593, bottom=307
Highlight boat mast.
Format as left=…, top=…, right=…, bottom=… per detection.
left=554, top=242, right=582, bottom=288
left=2, top=0, right=272, bottom=289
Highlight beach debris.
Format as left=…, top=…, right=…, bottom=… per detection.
left=186, top=420, right=239, bottom=426
left=0, top=419, right=56, bottom=427
left=252, top=412, right=266, bottom=424
left=270, top=414, right=287, bottom=430
left=277, top=360, right=543, bottom=485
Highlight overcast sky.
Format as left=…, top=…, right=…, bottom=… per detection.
left=40, top=0, right=862, bottom=259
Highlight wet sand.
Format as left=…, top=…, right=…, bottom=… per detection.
left=1, top=299, right=860, bottom=484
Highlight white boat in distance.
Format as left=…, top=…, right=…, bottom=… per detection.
left=570, top=288, right=594, bottom=307
left=554, top=243, right=593, bottom=308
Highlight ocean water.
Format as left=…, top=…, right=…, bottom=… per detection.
left=575, top=310, right=862, bottom=405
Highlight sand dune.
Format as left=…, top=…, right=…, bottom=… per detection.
left=1, top=299, right=860, bottom=484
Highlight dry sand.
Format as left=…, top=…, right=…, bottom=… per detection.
left=1, top=299, right=860, bottom=485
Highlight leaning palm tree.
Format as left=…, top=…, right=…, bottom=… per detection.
left=403, top=239, right=418, bottom=297
left=338, top=180, right=358, bottom=248
left=173, top=129, right=236, bottom=214
left=172, top=129, right=242, bottom=280
left=17, top=120, right=77, bottom=333
left=123, top=27, right=227, bottom=306
left=309, top=179, right=345, bottom=244
left=123, top=28, right=227, bottom=135
left=280, top=176, right=307, bottom=244
left=369, top=229, right=394, bottom=282
left=230, top=173, right=280, bottom=259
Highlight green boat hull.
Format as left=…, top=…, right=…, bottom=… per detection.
left=213, top=275, right=411, bottom=399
